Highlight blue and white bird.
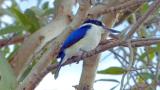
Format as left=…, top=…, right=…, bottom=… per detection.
left=54, top=19, right=119, bottom=79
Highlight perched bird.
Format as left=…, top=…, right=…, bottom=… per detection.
left=54, top=19, right=119, bottom=79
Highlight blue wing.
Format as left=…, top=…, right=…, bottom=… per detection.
left=57, top=24, right=91, bottom=59
left=62, top=25, right=91, bottom=50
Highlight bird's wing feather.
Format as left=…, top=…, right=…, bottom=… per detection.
left=61, top=25, right=91, bottom=50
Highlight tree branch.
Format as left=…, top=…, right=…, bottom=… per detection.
left=0, top=35, right=25, bottom=48
left=86, top=0, right=146, bottom=18
left=124, top=0, right=160, bottom=40
left=10, top=0, right=73, bottom=77
left=67, top=38, right=160, bottom=65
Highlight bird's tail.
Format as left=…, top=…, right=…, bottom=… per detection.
left=54, top=51, right=65, bottom=79
left=54, top=62, right=62, bottom=79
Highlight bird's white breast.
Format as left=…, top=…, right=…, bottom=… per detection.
left=63, top=24, right=104, bottom=61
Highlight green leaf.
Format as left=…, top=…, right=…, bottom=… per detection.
left=156, top=44, right=160, bottom=51
left=140, top=3, right=149, bottom=13
left=0, top=25, right=26, bottom=35
left=42, top=2, right=49, bottom=10
left=43, top=8, right=54, bottom=16
left=29, top=7, right=44, bottom=16
left=95, top=79, right=120, bottom=90
left=136, top=72, right=153, bottom=83
left=138, top=72, right=153, bottom=80
left=97, top=67, right=127, bottom=75
left=10, top=7, right=40, bottom=33
left=10, top=7, right=31, bottom=30
left=18, top=64, right=32, bottom=82
left=7, top=45, right=20, bottom=62
left=1, top=46, right=10, bottom=55
left=10, top=0, right=20, bottom=10
left=139, top=47, right=157, bottom=61
left=0, top=53, right=17, bottom=90
left=139, top=52, right=155, bottom=61
left=95, top=79, right=120, bottom=83
left=24, top=9, right=40, bottom=31
left=18, top=59, right=36, bottom=82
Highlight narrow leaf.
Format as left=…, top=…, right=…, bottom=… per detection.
left=0, top=25, right=25, bottom=35
left=0, top=53, right=17, bottom=90
left=10, top=7, right=40, bottom=33
left=42, top=2, right=49, bottom=10
left=95, top=79, right=120, bottom=83
left=97, top=67, right=127, bottom=75
left=24, top=9, right=40, bottom=31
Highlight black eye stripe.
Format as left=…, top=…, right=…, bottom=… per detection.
left=84, top=19, right=103, bottom=26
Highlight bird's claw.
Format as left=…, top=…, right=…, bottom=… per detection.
left=79, top=48, right=88, bottom=53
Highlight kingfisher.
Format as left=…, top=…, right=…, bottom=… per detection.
left=54, top=19, right=120, bottom=79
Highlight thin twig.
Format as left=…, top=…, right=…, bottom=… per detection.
left=125, top=40, right=134, bottom=89
left=130, top=74, right=138, bottom=89
left=0, top=35, right=25, bottom=48
left=155, top=52, right=160, bottom=87
left=109, top=49, right=129, bottom=67
left=120, top=74, right=126, bottom=90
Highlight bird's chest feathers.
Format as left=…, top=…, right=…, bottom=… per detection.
left=64, top=26, right=103, bottom=56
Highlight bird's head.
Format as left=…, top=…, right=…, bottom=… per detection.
left=83, top=19, right=103, bottom=27
left=83, top=19, right=120, bottom=33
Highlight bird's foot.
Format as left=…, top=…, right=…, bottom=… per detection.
left=75, top=48, right=89, bottom=64
left=79, top=48, right=88, bottom=57
left=79, top=48, right=88, bottom=53
left=71, top=56, right=80, bottom=64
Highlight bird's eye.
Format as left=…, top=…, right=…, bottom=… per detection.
left=97, top=22, right=102, bottom=26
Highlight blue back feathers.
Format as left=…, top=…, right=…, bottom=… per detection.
left=57, top=24, right=91, bottom=60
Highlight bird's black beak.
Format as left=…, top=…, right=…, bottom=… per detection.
left=103, top=26, right=121, bottom=33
